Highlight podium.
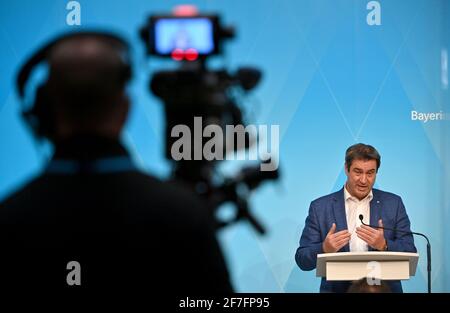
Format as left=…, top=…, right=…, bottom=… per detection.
left=316, top=252, right=419, bottom=281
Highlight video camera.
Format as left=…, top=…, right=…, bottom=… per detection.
left=139, top=6, right=279, bottom=234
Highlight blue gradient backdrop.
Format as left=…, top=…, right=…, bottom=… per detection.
left=1, top=0, right=449, bottom=292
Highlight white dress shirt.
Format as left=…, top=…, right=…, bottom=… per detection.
left=344, top=185, right=372, bottom=252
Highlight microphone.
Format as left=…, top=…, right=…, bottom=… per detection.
left=358, top=214, right=432, bottom=293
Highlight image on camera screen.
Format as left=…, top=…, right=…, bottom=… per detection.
left=154, top=17, right=215, bottom=55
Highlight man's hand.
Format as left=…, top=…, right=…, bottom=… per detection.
left=322, top=223, right=351, bottom=253
left=356, top=219, right=387, bottom=251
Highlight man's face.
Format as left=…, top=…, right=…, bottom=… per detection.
left=345, top=159, right=377, bottom=200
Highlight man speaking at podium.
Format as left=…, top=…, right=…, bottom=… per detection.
left=295, top=143, right=416, bottom=292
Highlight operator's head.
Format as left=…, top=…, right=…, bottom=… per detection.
left=46, top=34, right=130, bottom=141
left=344, top=143, right=381, bottom=200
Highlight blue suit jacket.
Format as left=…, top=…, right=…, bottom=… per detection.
left=295, top=188, right=416, bottom=293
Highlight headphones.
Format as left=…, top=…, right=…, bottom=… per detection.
left=16, top=31, right=132, bottom=140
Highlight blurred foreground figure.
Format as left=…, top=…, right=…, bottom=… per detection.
left=347, top=278, right=392, bottom=293
left=0, top=32, right=232, bottom=294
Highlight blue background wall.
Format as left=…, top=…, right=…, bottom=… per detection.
left=1, top=0, right=449, bottom=292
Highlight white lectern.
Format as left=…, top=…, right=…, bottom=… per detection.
left=316, top=252, right=419, bottom=281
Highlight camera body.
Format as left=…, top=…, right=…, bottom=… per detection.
left=139, top=7, right=278, bottom=234
left=140, top=10, right=260, bottom=168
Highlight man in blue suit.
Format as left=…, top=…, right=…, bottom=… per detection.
left=295, top=143, right=416, bottom=293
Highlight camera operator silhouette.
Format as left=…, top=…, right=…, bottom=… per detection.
left=0, top=31, right=233, bottom=293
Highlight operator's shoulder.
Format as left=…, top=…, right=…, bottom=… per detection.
left=125, top=171, right=202, bottom=201
left=124, top=171, right=211, bottom=226
left=122, top=171, right=209, bottom=216
left=0, top=175, right=46, bottom=209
